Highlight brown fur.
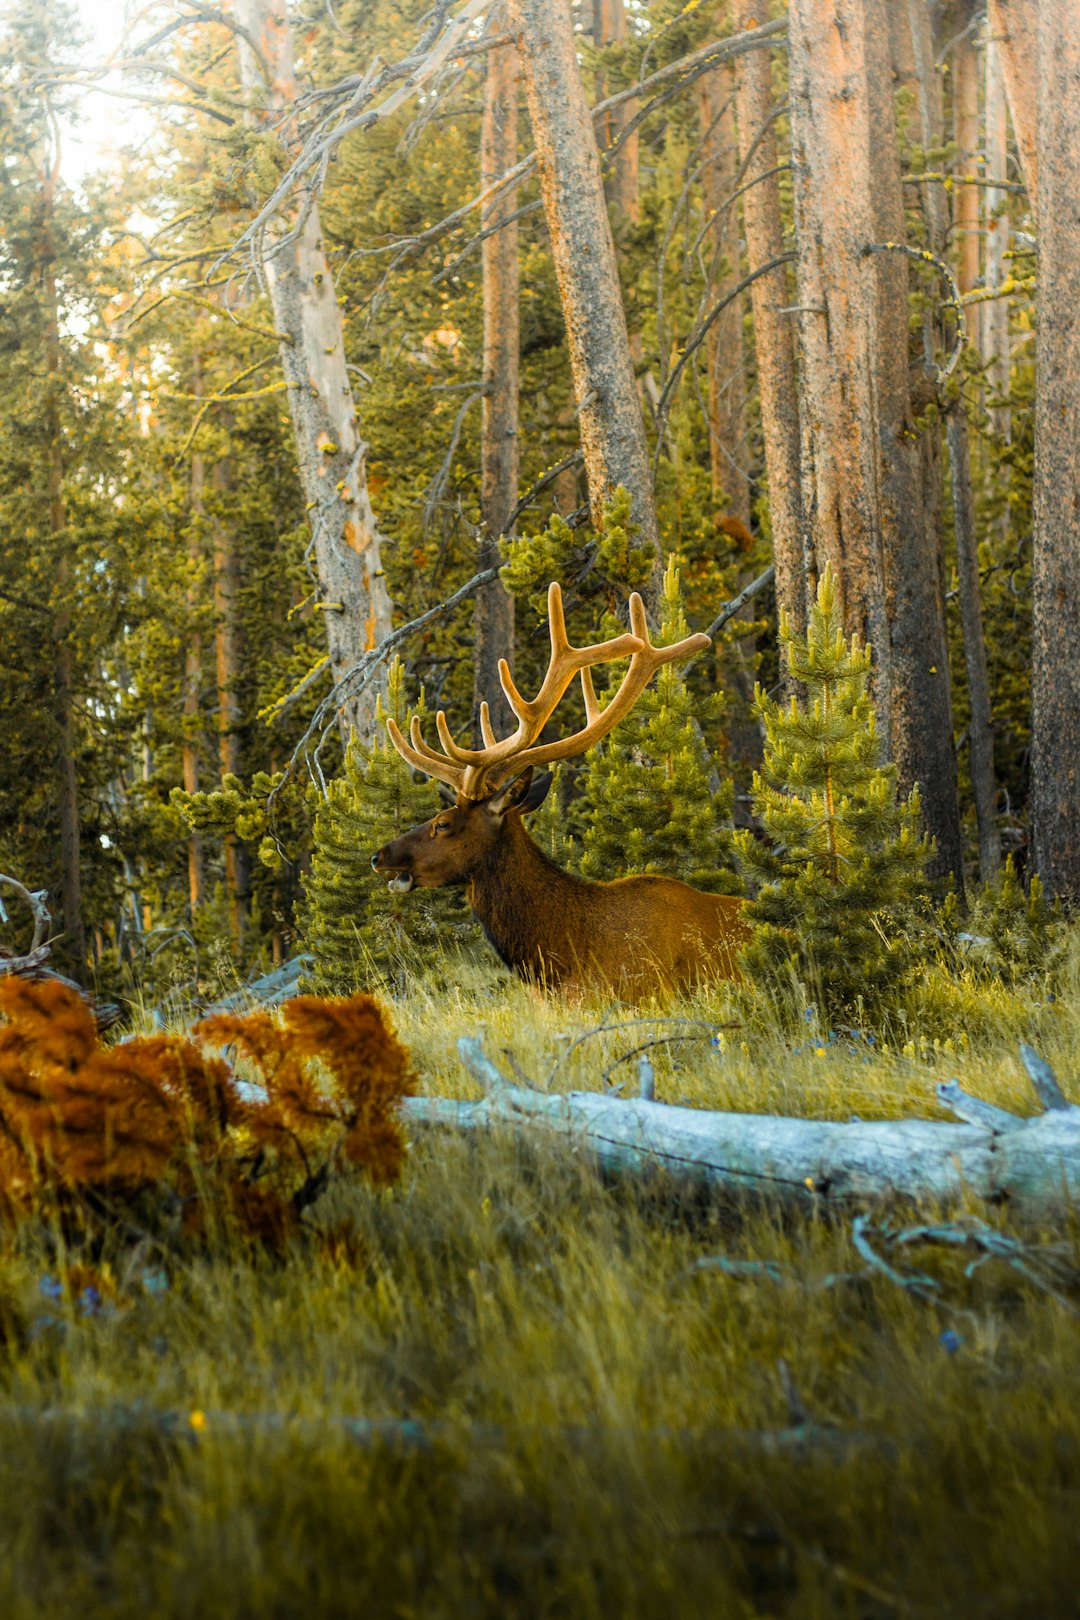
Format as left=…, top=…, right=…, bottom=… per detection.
left=372, top=775, right=749, bottom=996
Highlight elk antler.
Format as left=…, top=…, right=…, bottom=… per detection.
left=386, top=582, right=711, bottom=800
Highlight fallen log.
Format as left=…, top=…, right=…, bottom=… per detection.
left=399, top=1039, right=1080, bottom=1220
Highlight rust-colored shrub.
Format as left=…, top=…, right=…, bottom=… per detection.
left=0, top=979, right=414, bottom=1246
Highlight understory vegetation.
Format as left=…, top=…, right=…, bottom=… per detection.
left=1, top=940, right=1079, bottom=1618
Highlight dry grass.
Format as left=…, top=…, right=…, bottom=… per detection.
left=1, top=937, right=1079, bottom=1618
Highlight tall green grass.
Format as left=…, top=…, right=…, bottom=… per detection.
left=1, top=935, right=1078, bottom=1618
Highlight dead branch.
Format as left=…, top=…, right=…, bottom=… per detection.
left=0, top=875, right=52, bottom=974
left=398, top=1037, right=1080, bottom=1221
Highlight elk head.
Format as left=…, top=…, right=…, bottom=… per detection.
left=371, top=581, right=710, bottom=893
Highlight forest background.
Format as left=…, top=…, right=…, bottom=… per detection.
left=0, top=0, right=1074, bottom=1004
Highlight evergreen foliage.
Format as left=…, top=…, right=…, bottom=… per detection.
left=734, top=567, right=930, bottom=1020
left=576, top=558, right=737, bottom=892
left=298, top=661, right=466, bottom=993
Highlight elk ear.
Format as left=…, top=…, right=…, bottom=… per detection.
left=517, top=770, right=553, bottom=814
left=486, top=767, right=536, bottom=819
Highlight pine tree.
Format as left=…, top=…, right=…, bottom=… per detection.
left=576, top=558, right=737, bottom=892
left=298, top=661, right=466, bottom=993
left=734, top=565, right=930, bottom=1020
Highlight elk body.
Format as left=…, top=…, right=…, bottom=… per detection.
left=372, top=584, right=749, bottom=996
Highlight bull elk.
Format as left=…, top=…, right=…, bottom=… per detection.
left=372, top=583, right=749, bottom=995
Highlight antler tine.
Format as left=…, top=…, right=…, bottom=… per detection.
left=506, top=590, right=712, bottom=775
left=384, top=716, right=466, bottom=793
left=479, top=702, right=497, bottom=748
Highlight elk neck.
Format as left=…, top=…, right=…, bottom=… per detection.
left=465, top=815, right=593, bottom=980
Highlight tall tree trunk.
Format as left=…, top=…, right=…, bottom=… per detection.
left=697, top=50, right=750, bottom=526
left=983, top=34, right=1012, bottom=438
left=734, top=0, right=804, bottom=633
left=594, top=0, right=639, bottom=230
left=953, top=12, right=981, bottom=346
left=1030, top=0, right=1080, bottom=902
left=39, top=160, right=85, bottom=977
left=905, top=0, right=1000, bottom=882
left=986, top=0, right=1038, bottom=211
left=506, top=0, right=660, bottom=575
left=787, top=0, right=962, bottom=883
left=212, top=459, right=250, bottom=945
left=473, top=30, right=520, bottom=741
left=234, top=0, right=391, bottom=743
left=183, top=364, right=207, bottom=915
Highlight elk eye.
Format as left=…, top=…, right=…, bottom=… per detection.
left=434, top=820, right=452, bottom=833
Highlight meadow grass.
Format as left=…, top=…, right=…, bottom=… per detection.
left=1, top=938, right=1079, bottom=1618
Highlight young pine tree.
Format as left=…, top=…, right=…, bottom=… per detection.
left=576, top=559, right=737, bottom=892
left=298, top=662, right=464, bottom=993
left=734, top=566, right=930, bottom=1021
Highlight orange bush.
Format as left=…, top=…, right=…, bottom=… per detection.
left=0, top=978, right=415, bottom=1245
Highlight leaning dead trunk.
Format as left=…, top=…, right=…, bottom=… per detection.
left=982, top=34, right=1012, bottom=439
left=402, top=1039, right=1080, bottom=1223
left=734, top=0, right=804, bottom=633
left=473, top=27, right=520, bottom=741
left=234, top=0, right=391, bottom=743
left=506, top=0, right=660, bottom=569
left=1030, top=0, right=1080, bottom=902
left=183, top=365, right=207, bottom=916
left=787, top=0, right=962, bottom=882
left=593, top=0, right=639, bottom=231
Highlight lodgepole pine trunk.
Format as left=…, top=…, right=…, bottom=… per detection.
left=787, top=0, right=962, bottom=882
left=40, top=159, right=85, bottom=979
left=211, top=458, right=250, bottom=944
left=183, top=363, right=207, bottom=915
left=953, top=14, right=981, bottom=347
left=905, top=0, right=1000, bottom=881
left=1030, top=0, right=1080, bottom=903
left=983, top=35, right=1012, bottom=439
left=594, top=0, right=639, bottom=230
left=697, top=44, right=750, bottom=528
left=234, top=0, right=391, bottom=744
left=986, top=0, right=1038, bottom=211
left=473, top=28, right=520, bottom=741
left=734, top=0, right=804, bottom=634
left=506, top=0, right=659, bottom=574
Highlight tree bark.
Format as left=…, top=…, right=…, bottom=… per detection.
left=506, top=0, right=659, bottom=572
left=1030, top=0, right=1080, bottom=903
left=212, top=459, right=249, bottom=945
left=400, top=1038, right=1080, bottom=1223
left=904, top=0, right=1000, bottom=882
left=734, top=0, right=804, bottom=634
left=473, top=29, right=520, bottom=741
left=953, top=16, right=981, bottom=348
left=697, top=51, right=750, bottom=526
left=986, top=0, right=1038, bottom=211
left=594, top=0, right=639, bottom=230
left=39, top=159, right=85, bottom=978
left=787, top=0, right=962, bottom=882
left=234, top=0, right=391, bottom=744
left=183, top=366, right=207, bottom=915
left=983, top=34, right=1012, bottom=438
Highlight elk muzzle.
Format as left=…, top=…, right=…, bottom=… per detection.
left=371, top=840, right=416, bottom=893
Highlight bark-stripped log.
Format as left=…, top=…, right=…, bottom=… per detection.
left=399, top=1039, right=1080, bottom=1221
left=506, top=0, right=659, bottom=570
left=234, top=0, right=391, bottom=743
left=474, top=26, right=520, bottom=740
left=1031, top=0, right=1080, bottom=902
left=786, top=0, right=962, bottom=883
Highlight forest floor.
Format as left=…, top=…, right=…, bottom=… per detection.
left=2, top=943, right=1079, bottom=1619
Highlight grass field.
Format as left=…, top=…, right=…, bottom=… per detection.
left=1, top=940, right=1079, bottom=1619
